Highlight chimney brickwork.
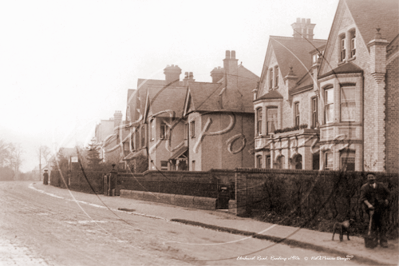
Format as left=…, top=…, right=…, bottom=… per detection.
left=164, top=65, right=182, bottom=85
left=291, top=18, right=315, bottom=40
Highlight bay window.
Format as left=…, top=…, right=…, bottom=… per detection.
left=324, top=88, right=334, bottom=124
left=256, top=108, right=262, bottom=136
left=267, top=107, right=278, bottom=135
left=311, top=97, right=318, bottom=128
left=341, top=86, right=356, bottom=122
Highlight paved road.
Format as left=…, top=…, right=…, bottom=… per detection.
left=0, top=181, right=363, bottom=265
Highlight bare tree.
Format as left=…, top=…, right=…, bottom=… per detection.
left=37, top=145, right=52, bottom=181
left=0, top=139, right=11, bottom=167
left=8, top=143, right=23, bottom=180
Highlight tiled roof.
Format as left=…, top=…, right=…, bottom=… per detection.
left=270, top=36, right=327, bottom=81
left=346, top=0, right=399, bottom=45
left=255, top=90, right=283, bottom=101
left=290, top=74, right=314, bottom=95
left=188, top=82, right=223, bottom=112
left=188, top=66, right=258, bottom=113
left=130, top=78, right=187, bottom=121
left=149, top=85, right=188, bottom=118
left=319, top=61, right=363, bottom=79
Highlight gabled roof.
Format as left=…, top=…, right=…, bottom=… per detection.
left=290, top=74, right=314, bottom=95
left=133, top=78, right=187, bottom=121
left=255, top=90, right=283, bottom=101
left=345, top=0, right=399, bottom=45
left=184, top=65, right=258, bottom=114
left=268, top=36, right=326, bottom=82
left=319, top=61, right=363, bottom=79
left=186, top=82, right=223, bottom=112
left=148, top=86, right=188, bottom=118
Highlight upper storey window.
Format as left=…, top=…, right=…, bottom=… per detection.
left=160, top=122, right=167, bottom=139
left=324, top=88, right=334, bottom=124
left=274, top=66, right=279, bottom=88
left=269, top=68, right=273, bottom=89
left=350, top=30, right=356, bottom=58
left=340, top=34, right=346, bottom=62
left=312, top=54, right=318, bottom=64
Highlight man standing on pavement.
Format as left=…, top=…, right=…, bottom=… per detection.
left=359, top=173, right=390, bottom=248
left=43, top=169, right=49, bottom=185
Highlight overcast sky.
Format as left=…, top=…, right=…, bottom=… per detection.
left=0, top=0, right=339, bottom=172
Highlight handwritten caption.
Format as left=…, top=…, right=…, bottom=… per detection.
left=237, top=255, right=353, bottom=262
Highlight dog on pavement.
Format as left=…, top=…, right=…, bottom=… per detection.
left=332, top=219, right=355, bottom=241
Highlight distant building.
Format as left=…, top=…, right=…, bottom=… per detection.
left=123, top=51, right=259, bottom=172
left=183, top=51, right=259, bottom=171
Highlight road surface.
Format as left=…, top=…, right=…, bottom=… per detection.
left=0, top=181, right=362, bottom=265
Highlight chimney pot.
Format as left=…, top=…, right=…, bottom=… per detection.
left=306, top=18, right=310, bottom=24
left=225, top=50, right=230, bottom=59
left=301, top=18, right=305, bottom=24
left=231, top=50, right=236, bottom=59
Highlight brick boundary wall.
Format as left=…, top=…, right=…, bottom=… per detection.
left=233, top=168, right=398, bottom=237
left=117, top=169, right=235, bottom=198
left=50, top=170, right=105, bottom=194
left=120, top=190, right=217, bottom=210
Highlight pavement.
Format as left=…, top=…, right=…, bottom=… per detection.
left=33, top=182, right=399, bottom=265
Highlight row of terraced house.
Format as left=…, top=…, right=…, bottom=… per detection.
left=94, top=0, right=398, bottom=174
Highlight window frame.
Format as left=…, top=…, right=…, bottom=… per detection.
left=324, top=152, right=333, bottom=170
left=340, top=150, right=356, bottom=171
left=269, top=68, right=273, bottom=89
left=150, top=119, right=156, bottom=141
left=184, top=123, right=189, bottom=140
left=266, top=155, right=271, bottom=169
left=160, top=122, right=167, bottom=139
left=256, top=107, right=262, bottom=136
left=350, top=30, right=356, bottom=58
left=274, top=66, right=279, bottom=88
left=324, top=87, right=334, bottom=124
left=140, top=125, right=146, bottom=148
left=340, top=34, right=346, bottom=62
left=311, top=96, right=318, bottom=128
left=294, top=102, right=300, bottom=127
left=190, top=120, right=195, bottom=138
left=256, top=155, right=263, bottom=168
left=266, top=106, right=278, bottom=135
left=160, top=160, right=168, bottom=171
left=340, top=86, right=356, bottom=122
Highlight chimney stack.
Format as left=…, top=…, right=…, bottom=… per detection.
left=164, top=64, right=182, bottom=85
left=291, top=18, right=315, bottom=40
left=114, top=111, right=123, bottom=129
left=210, top=66, right=224, bottom=83
left=223, top=50, right=238, bottom=87
left=183, top=71, right=195, bottom=86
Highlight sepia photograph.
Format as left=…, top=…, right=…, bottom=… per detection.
left=0, top=0, right=398, bottom=265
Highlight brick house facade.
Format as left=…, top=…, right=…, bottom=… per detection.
left=254, top=0, right=398, bottom=173
left=122, top=51, right=258, bottom=172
